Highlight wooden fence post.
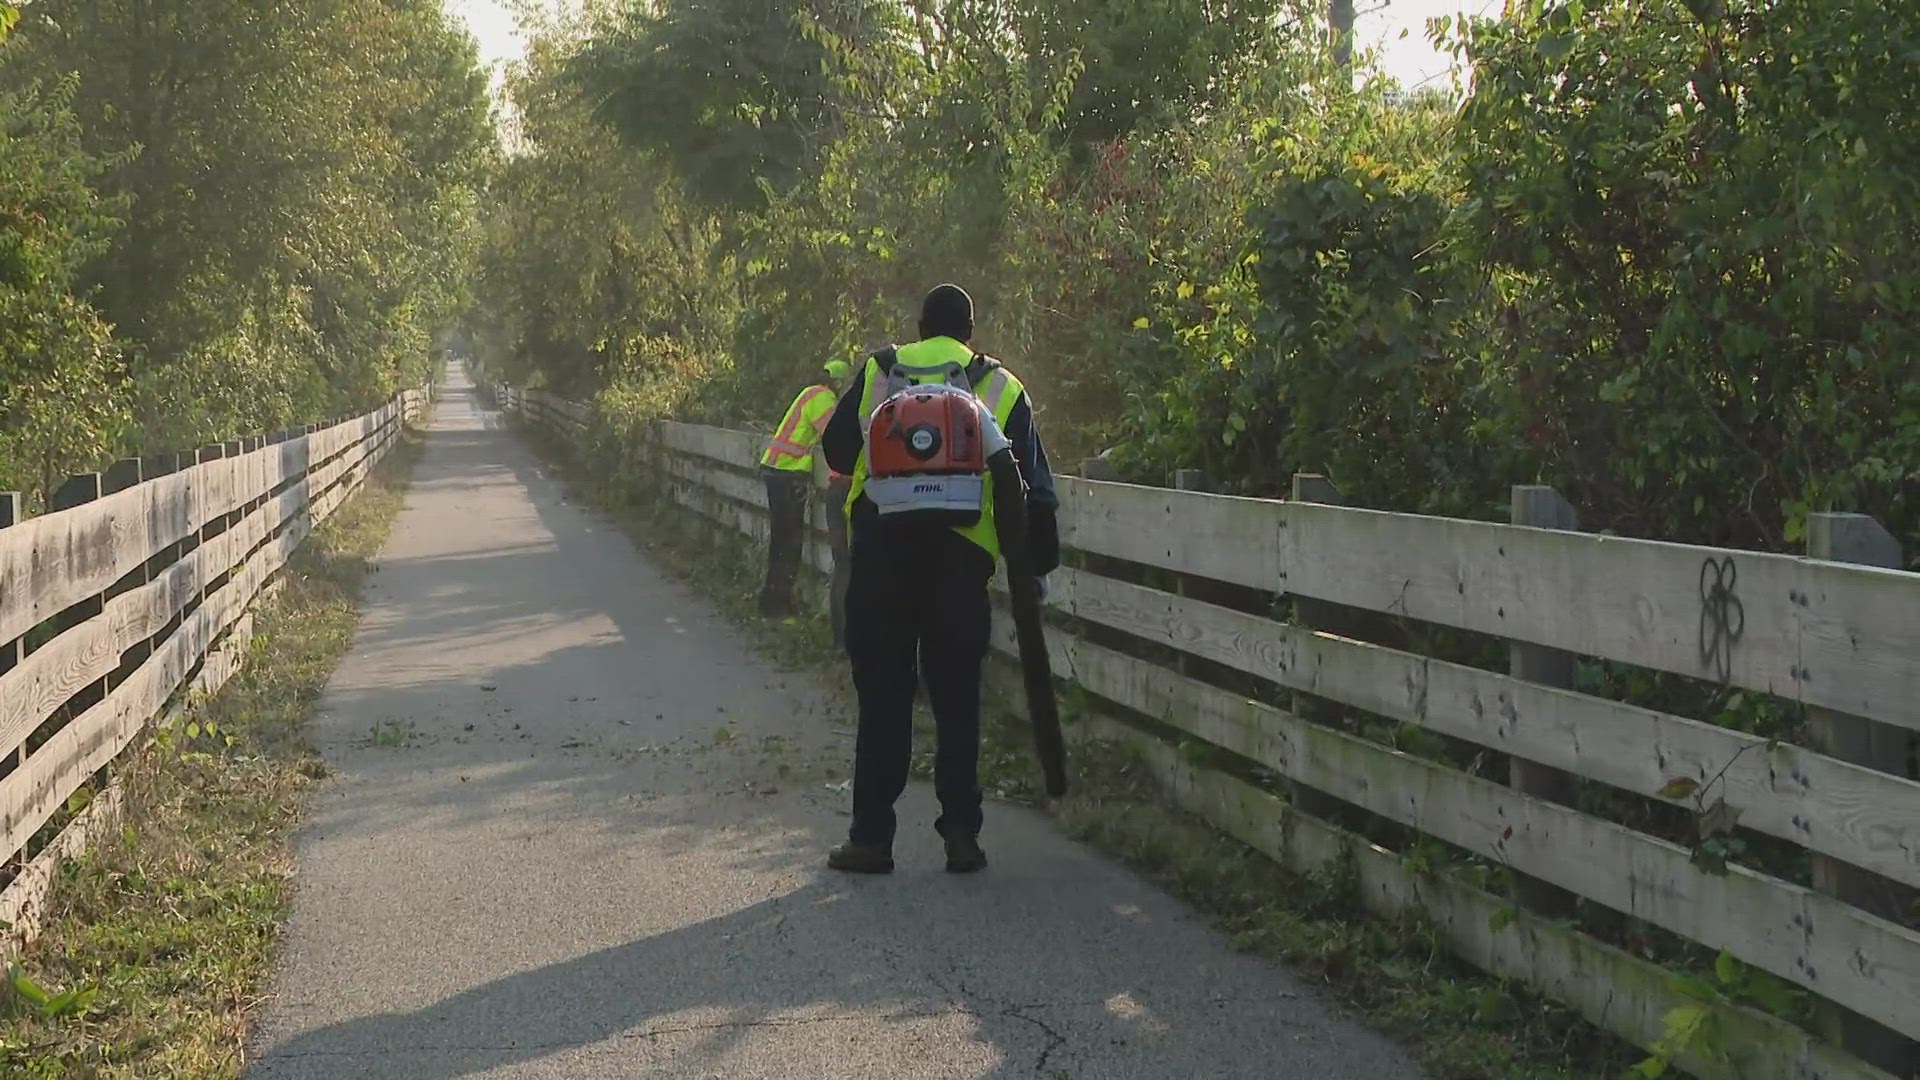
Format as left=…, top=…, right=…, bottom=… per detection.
left=1171, top=470, right=1212, bottom=679
left=101, top=460, right=147, bottom=689
left=102, top=458, right=141, bottom=495
left=1806, top=511, right=1917, bottom=1075
left=293, top=427, right=314, bottom=538
left=103, top=459, right=142, bottom=580
left=49, top=474, right=103, bottom=636
left=1507, top=484, right=1582, bottom=918
left=244, top=436, right=262, bottom=514
left=1071, top=458, right=1122, bottom=583
left=50, top=472, right=101, bottom=512
left=0, top=493, right=17, bottom=681
left=1287, top=473, right=1357, bottom=822
left=222, top=440, right=245, bottom=532
left=0, top=493, right=17, bottom=871
left=1289, top=473, right=1350, bottom=643
left=140, top=452, right=187, bottom=658
left=44, top=472, right=107, bottom=797
left=198, top=444, right=227, bottom=597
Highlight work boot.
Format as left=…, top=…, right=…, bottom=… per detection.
left=944, top=833, right=988, bottom=874
left=827, top=841, right=894, bottom=874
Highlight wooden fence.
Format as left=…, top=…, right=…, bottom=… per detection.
left=497, top=385, right=1920, bottom=1080
left=0, top=388, right=429, bottom=950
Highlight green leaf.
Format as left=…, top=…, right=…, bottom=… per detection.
left=9, top=966, right=49, bottom=1008
left=1628, top=1057, right=1667, bottom=1079
left=1176, top=281, right=1195, bottom=300
left=1655, top=776, right=1698, bottom=800
left=1132, top=316, right=1150, bottom=329
left=1741, top=974, right=1799, bottom=1015
left=1668, top=975, right=1718, bottom=1003
left=1488, top=905, right=1516, bottom=932
left=1661, top=1003, right=1709, bottom=1044
left=1714, top=949, right=1739, bottom=986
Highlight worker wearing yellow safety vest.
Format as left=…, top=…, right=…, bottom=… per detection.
left=758, top=358, right=853, bottom=620
left=818, top=284, right=1060, bottom=874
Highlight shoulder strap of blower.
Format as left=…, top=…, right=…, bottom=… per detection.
left=870, top=347, right=1001, bottom=389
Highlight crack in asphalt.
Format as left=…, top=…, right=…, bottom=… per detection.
left=920, top=960, right=1075, bottom=1076
left=999, top=1004, right=1071, bottom=1076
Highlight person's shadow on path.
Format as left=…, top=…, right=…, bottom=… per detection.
left=248, top=872, right=1207, bottom=1079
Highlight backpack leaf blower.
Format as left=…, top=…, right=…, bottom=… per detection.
left=866, top=377, right=1068, bottom=797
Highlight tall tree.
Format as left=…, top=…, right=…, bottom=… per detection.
left=568, top=0, right=912, bottom=212
left=0, top=10, right=127, bottom=505
left=4, top=0, right=493, bottom=446
left=1013, top=0, right=1286, bottom=152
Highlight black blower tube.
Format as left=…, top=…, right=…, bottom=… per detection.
left=986, top=447, right=1068, bottom=796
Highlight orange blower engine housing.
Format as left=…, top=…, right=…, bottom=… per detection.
left=864, top=384, right=990, bottom=527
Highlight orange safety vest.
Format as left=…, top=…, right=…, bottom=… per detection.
left=761, top=384, right=837, bottom=471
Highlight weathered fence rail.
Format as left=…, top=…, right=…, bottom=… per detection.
left=0, top=387, right=429, bottom=950
left=498, top=384, right=1920, bottom=1080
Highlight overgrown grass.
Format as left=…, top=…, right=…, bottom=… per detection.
left=530, top=430, right=1641, bottom=1079
left=0, top=431, right=423, bottom=1079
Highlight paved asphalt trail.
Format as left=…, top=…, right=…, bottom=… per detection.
left=247, top=371, right=1425, bottom=1079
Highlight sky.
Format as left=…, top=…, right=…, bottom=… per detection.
left=448, top=0, right=526, bottom=78
left=444, top=0, right=1485, bottom=97
left=1355, top=0, right=1500, bottom=91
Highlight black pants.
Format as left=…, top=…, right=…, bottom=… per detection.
left=759, top=469, right=811, bottom=616
left=846, top=533, right=994, bottom=846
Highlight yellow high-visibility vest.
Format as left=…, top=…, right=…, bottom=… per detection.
left=761, top=384, right=837, bottom=471
left=845, top=336, right=1024, bottom=557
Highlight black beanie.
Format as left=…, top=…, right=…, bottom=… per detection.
left=918, top=283, right=974, bottom=342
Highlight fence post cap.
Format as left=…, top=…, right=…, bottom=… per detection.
left=1807, top=512, right=1901, bottom=568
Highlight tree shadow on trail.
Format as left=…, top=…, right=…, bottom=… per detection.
left=251, top=880, right=1044, bottom=1078
left=247, top=376, right=1421, bottom=1080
